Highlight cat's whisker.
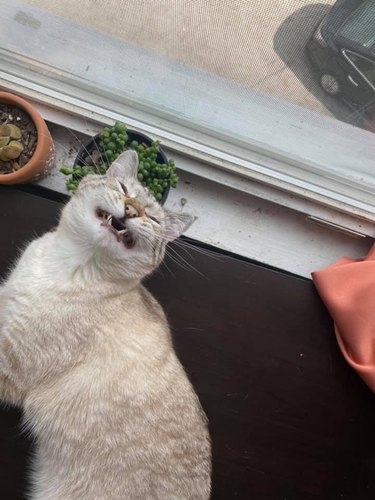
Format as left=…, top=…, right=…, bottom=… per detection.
left=174, top=239, right=223, bottom=262
left=165, top=244, right=208, bottom=279
left=170, top=239, right=198, bottom=261
left=141, top=238, right=176, bottom=278
left=41, top=134, right=97, bottom=178
left=53, top=126, right=103, bottom=176
left=46, top=136, right=92, bottom=170
left=148, top=235, right=207, bottom=278
left=164, top=248, right=190, bottom=272
left=151, top=233, right=217, bottom=274
left=164, top=246, right=200, bottom=275
left=47, top=136, right=77, bottom=158
left=138, top=235, right=177, bottom=277
left=148, top=235, right=207, bottom=276
left=160, top=255, right=176, bottom=278
left=93, top=137, right=109, bottom=173
left=65, top=128, right=99, bottom=169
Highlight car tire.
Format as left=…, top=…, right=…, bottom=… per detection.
left=319, top=72, right=341, bottom=96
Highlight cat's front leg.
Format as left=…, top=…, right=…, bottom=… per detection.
left=0, top=372, right=25, bottom=407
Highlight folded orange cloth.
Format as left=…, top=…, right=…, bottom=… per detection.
left=312, top=245, right=375, bottom=392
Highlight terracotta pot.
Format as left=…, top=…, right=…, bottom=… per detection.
left=0, top=92, right=55, bottom=184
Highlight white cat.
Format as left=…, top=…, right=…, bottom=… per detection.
left=0, top=150, right=211, bottom=499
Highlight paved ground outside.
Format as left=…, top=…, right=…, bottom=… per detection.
left=24, top=0, right=358, bottom=124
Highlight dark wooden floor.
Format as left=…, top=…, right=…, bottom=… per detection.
left=0, top=186, right=375, bottom=500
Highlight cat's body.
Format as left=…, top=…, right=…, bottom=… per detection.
left=0, top=151, right=211, bottom=499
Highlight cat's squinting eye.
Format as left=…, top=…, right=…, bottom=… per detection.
left=118, top=181, right=128, bottom=195
left=148, top=215, right=160, bottom=224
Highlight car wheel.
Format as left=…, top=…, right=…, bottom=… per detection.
left=320, top=73, right=341, bottom=96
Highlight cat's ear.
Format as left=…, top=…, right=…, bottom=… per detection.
left=164, top=212, right=195, bottom=242
left=106, top=150, right=138, bottom=179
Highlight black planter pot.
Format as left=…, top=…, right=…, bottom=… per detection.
left=74, top=129, right=170, bottom=205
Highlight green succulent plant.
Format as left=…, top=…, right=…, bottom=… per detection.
left=60, top=122, right=178, bottom=201
left=0, top=124, right=23, bottom=161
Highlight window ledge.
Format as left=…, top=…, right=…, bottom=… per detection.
left=25, top=110, right=372, bottom=279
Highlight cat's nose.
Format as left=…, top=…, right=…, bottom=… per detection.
left=124, top=198, right=144, bottom=218
left=125, top=204, right=138, bottom=218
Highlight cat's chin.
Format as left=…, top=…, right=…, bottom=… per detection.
left=96, top=209, right=135, bottom=249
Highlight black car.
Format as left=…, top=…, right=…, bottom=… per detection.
left=306, top=0, right=375, bottom=112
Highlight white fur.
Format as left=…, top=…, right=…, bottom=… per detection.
left=0, top=151, right=211, bottom=499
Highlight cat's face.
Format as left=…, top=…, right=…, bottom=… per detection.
left=59, top=150, right=193, bottom=280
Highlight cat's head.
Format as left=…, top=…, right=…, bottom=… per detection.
left=59, top=150, right=193, bottom=280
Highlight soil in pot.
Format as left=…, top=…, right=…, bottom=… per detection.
left=0, top=104, right=37, bottom=174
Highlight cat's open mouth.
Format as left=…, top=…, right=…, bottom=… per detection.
left=96, top=209, right=135, bottom=248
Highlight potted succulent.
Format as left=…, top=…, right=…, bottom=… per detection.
left=0, top=92, right=55, bottom=184
left=60, top=122, right=178, bottom=204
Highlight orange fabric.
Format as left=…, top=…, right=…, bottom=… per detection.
left=312, top=244, right=375, bottom=392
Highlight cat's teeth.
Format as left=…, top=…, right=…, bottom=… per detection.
left=107, top=215, right=112, bottom=223
left=118, top=229, right=127, bottom=235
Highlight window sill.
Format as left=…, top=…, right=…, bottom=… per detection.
left=18, top=106, right=371, bottom=279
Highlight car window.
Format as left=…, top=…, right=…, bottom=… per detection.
left=339, top=0, right=375, bottom=51
left=346, top=51, right=375, bottom=86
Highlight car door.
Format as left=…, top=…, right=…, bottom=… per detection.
left=342, top=50, right=375, bottom=108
